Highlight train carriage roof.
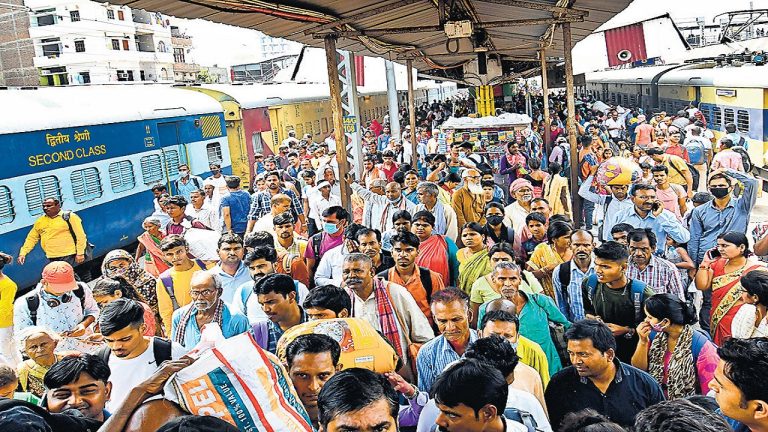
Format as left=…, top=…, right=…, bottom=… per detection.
left=658, top=64, right=768, bottom=88
left=0, top=85, right=224, bottom=135
left=584, top=65, right=679, bottom=85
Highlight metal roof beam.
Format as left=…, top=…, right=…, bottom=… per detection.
left=312, top=15, right=584, bottom=38
left=303, top=0, right=425, bottom=35
left=476, top=0, right=588, bottom=17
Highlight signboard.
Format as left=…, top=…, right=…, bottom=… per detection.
left=343, top=115, right=358, bottom=133
left=716, top=89, right=737, bottom=97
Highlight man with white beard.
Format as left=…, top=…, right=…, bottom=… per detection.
left=451, top=168, right=487, bottom=228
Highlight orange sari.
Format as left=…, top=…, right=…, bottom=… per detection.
left=418, top=235, right=450, bottom=286
left=710, top=258, right=763, bottom=345
left=137, top=232, right=170, bottom=277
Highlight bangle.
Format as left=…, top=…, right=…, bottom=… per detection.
left=699, top=265, right=710, bottom=270
left=405, top=385, right=419, bottom=399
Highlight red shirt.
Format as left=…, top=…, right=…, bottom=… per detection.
left=380, top=163, right=399, bottom=182
left=665, top=144, right=689, bottom=163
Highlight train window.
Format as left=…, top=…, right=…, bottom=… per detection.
left=305, top=122, right=312, bottom=137
left=140, top=154, right=163, bottom=184
left=0, top=186, right=14, bottom=224
left=712, top=107, right=722, bottom=129
left=700, top=107, right=711, bottom=125
left=25, top=176, right=61, bottom=216
left=321, top=118, right=329, bottom=134
left=724, top=108, right=734, bottom=127
left=108, top=160, right=135, bottom=193
left=313, top=120, right=320, bottom=135
left=163, top=150, right=180, bottom=176
left=206, top=142, right=223, bottom=165
left=71, top=168, right=102, bottom=204
left=737, top=110, right=749, bottom=132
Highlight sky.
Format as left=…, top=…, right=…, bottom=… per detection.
left=182, top=0, right=765, bottom=69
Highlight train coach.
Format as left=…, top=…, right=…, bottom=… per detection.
left=585, top=61, right=768, bottom=182
left=0, top=85, right=229, bottom=289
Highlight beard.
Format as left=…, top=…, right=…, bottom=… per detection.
left=468, top=183, right=483, bottom=195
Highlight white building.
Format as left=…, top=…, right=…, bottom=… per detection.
left=26, top=0, right=174, bottom=85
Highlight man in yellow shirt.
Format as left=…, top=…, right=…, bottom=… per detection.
left=18, top=198, right=88, bottom=267
left=155, top=234, right=212, bottom=335
left=647, top=148, right=694, bottom=198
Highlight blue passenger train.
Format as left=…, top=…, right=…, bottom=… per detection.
left=0, top=85, right=229, bottom=290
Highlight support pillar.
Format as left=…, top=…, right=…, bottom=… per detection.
left=324, top=36, right=352, bottom=211
left=540, top=49, right=551, bottom=153
left=385, top=60, right=401, bottom=140
left=407, top=59, right=418, bottom=168
left=563, top=23, right=580, bottom=224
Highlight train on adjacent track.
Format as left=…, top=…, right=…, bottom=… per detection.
left=0, top=81, right=455, bottom=290
left=584, top=59, right=768, bottom=180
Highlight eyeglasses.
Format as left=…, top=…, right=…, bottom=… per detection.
left=190, top=289, right=216, bottom=298
left=466, top=175, right=480, bottom=180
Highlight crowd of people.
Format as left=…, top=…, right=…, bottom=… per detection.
left=1, top=93, right=768, bottom=432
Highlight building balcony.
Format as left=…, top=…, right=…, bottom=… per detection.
left=174, top=62, right=200, bottom=73
left=171, top=36, right=192, bottom=47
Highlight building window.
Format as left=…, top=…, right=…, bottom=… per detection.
left=157, top=41, right=167, bottom=53
left=117, top=70, right=128, bottom=81
left=126, top=70, right=134, bottom=81
left=122, top=39, right=129, bottom=51
left=173, top=48, right=185, bottom=63
left=79, top=72, right=90, bottom=84
left=70, top=168, right=102, bottom=204
left=117, top=10, right=124, bottom=20
left=24, top=176, right=61, bottom=216
left=0, top=186, right=14, bottom=225
left=74, top=40, right=85, bottom=53
left=737, top=110, right=750, bottom=133
left=34, top=9, right=56, bottom=26
left=107, top=9, right=114, bottom=19
left=111, top=39, right=120, bottom=50
left=206, top=142, right=223, bottom=165
left=163, top=150, right=180, bottom=177
left=140, top=154, right=163, bottom=184
left=109, top=160, right=135, bottom=193
left=41, top=38, right=60, bottom=57
left=70, top=10, right=80, bottom=22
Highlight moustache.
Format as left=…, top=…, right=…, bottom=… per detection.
left=345, top=278, right=364, bottom=286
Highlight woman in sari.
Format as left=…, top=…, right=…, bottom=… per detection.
left=469, top=242, right=544, bottom=328
left=527, top=221, right=573, bottom=300
left=412, top=210, right=459, bottom=286
left=632, top=294, right=719, bottom=399
left=732, top=269, right=768, bottom=338
left=695, top=231, right=765, bottom=345
left=135, top=216, right=169, bottom=277
left=522, top=157, right=549, bottom=198
left=457, top=222, right=491, bottom=295
left=101, top=249, right=163, bottom=335
left=15, top=327, right=75, bottom=398
left=542, top=162, right=571, bottom=219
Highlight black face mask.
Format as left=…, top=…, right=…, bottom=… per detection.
left=710, top=187, right=730, bottom=199
left=486, top=215, right=504, bottom=226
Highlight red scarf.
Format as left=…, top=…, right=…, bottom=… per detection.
left=373, top=278, right=404, bottom=358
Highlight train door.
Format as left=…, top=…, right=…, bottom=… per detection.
left=157, top=121, right=185, bottom=193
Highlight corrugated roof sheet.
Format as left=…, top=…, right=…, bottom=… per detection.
left=101, top=0, right=631, bottom=80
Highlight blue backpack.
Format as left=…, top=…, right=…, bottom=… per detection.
left=684, top=137, right=706, bottom=165
left=585, top=274, right=647, bottom=323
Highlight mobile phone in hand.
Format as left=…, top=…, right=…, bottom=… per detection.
left=707, top=248, right=721, bottom=261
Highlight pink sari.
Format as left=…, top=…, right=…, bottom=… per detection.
left=418, top=235, right=450, bottom=285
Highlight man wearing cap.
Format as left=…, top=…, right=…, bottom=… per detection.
left=18, top=198, right=89, bottom=267
left=13, top=262, right=99, bottom=352
left=309, top=180, right=342, bottom=232
left=452, top=169, right=486, bottom=228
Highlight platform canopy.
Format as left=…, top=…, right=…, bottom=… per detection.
left=102, top=0, right=631, bottom=84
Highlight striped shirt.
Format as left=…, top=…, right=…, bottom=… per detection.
left=626, top=255, right=686, bottom=300
left=247, top=188, right=303, bottom=221
left=416, top=330, right=478, bottom=393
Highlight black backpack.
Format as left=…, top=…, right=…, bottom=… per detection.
left=732, top=145, right=753, bottom=173
left=96, top=337, right=173, bottom=365
left=378, top=267, right=434, bottom=302
left=27, top=282, right=86, bottom=325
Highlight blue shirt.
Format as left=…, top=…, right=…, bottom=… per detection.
left=416, top=330, right=478, bottom=392
left=688, top=169, right=758, bottom=264
left=553, top=260, right=595, bottom=321
left=613, top=207, right=690, bottom=255
left=578, top=175, right=635, bottom=241
left=220, top=190, right=251, bottom=233
left=209, top=262, right=252, bottom=306
left=171, top=303, right=250, bottom=349
left=175, top=176, right=204, bottom=200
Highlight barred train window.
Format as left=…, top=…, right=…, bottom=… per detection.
left=712, top=107, right=722, bottom=129
left=206, top=142, right=223, bottom=165
left=25, top=176, right=61, bottom=216
left=723, top=108, right=734, bottom=127
left=109, top=160, right=135, bottom=193
left=140, top=154, right=163, bottom=184
left=71, top=167, right=102, bottom=204
left=737, top=110, right=750, bottom=133
left=163, top=150, right=180, bottom=177
left=0, top=186, right=14, bottom=224
left=700, top=107, right=711, bottom=125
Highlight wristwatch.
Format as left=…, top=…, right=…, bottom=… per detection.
left=624, top=328, right=636, bottom=339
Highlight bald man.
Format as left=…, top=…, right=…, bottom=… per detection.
left=452, top=168, right=486, bottom=227
left=351, top=177, right=415, bottom=234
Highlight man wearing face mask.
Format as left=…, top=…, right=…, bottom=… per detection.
left=305, top=206, right=350, bottom=284
left=688, top=168, right=758, bottom=332
left=452, top=169, right=486, bottom=229
left=350, top=176, right=416, bottom=235
left=173, top=164, right=204, bottom=201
